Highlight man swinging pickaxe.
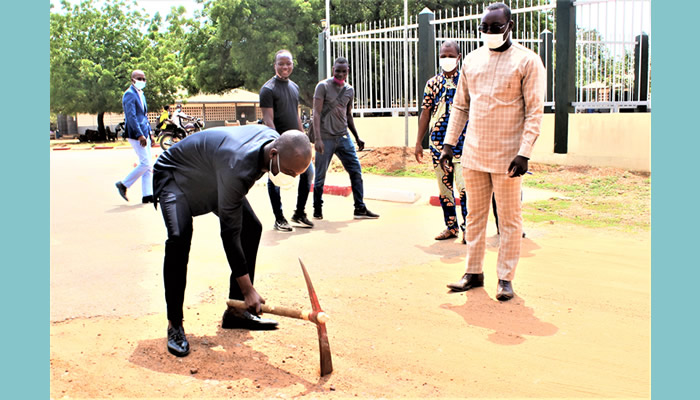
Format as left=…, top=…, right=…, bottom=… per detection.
left=227, top=258, right=333, bottom=376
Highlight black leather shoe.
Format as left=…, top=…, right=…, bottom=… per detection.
left=446, top=273, right=484, bottom=292
left=142, top=195, right=154, bottom=204
left=222, top=309, right=279, bottom=330
left=167, top=325, right=190, bottom=357
left=496, top=280, right=514, bottom=301
left=115, top=181, right=128, bottom=201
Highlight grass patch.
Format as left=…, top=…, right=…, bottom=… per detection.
left=357, top=157, right=650, bottom=232
left=520, top=166, right=650, bottom=231
left=361, top=165, right=434, bottom=179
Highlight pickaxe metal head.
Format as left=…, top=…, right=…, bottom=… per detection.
left=299, top=258, right=333, bottom=377
left=226, top=259, right=333, bottom=377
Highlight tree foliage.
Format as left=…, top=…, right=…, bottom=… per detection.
left=51, top=0, right=555, bottom=117
left=185, top=0, right=323, bottom=105
left=328, top=0, right=485, bottom=26
left=50, top=0, right=184, bottom=122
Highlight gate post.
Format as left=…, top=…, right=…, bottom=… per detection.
left=417, top=7, right=435, bottom=149
left=554, top=0, right=575, bottom=154
left=318, top=31, right=328, bottom=82
left=540, top=30, right=554, bottom=114
left=634, top=33, right=649, bottom=112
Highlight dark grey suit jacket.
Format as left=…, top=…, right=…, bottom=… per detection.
left=154, top=125, right=279, bottom=276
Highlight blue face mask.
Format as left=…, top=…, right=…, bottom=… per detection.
left=134, top=80, right=146, bottom=90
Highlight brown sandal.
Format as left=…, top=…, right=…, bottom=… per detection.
left=435, top=229, right=458, bottom=240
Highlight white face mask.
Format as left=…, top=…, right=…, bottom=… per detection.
left=439, top=57, right=459, bottom=73
left=134, top=80, right=146, bottom=90
left=268, top=155, right=296, bottom=188
left=481, top=31, right=510, bottom=49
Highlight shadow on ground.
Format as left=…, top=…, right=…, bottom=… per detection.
left=441, top=289, right=558, bottom=345
left=128, top=328, right=330, bottom=395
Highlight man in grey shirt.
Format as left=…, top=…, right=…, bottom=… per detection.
left=311, top=57, right=379, bottom=220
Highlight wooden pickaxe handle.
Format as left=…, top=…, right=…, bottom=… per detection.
left=226, top=299, right=330, bottom=325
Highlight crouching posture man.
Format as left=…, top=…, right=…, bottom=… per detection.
left=153, top=126, right=312, bottom=356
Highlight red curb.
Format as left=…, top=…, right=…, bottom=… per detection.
left=53, top=147, right=71, bottom=151
left=309, top=184, right=352, bottom=197
left=94, top=146, right=114, bottom=150
left=429, top=195, right=462, bottom=206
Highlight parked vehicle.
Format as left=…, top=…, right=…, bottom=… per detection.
left=156, top=117, right=205, bottom=150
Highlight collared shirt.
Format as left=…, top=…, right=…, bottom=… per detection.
left=422, top=72, right=466, bottom=159
left=444, top=42, right=546, bottom=173
left=134, top=86, right=146, bottom=112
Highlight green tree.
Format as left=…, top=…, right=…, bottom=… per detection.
left=576, top=27, right=615, bottom=101
left=50, top=0, right=183, bottom=137
left=329, top=0, right=486, bottom=26
left=189, top=0, right=323, bottom=105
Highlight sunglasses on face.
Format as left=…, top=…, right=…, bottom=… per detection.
left=478, top=22, right=508, bottom=34
left=134, top=77, right=147, bottom=82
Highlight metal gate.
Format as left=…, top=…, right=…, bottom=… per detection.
left=324, top=0, right=650, bottom=115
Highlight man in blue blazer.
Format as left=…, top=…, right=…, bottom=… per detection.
left=115, top=69, right=154, bottom=203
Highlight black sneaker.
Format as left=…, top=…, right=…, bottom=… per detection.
left=274, top=218, right=293, bottom=232
left=313, top=209, right=323, bottom=220
left=291, top=212, right=314, bottom=228
left=166, top=325, right=190, bottom=357
left=354, top=206, right=379, bottom=219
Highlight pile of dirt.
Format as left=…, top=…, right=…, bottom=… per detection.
left=328, top=146, right=427, bottom=174
left=357, top=146, right=422, bottom=172
left=351, top=146, right=651, bottom=180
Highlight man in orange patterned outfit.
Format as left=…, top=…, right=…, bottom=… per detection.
left=440, top=2, right=546, bottom=301
left=415, top=40, right=467, bottom=244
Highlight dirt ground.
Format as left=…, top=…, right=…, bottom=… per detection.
left=50, top=147, right=650, bottom=399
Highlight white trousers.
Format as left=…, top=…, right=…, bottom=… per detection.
left=122, top=136, right=153, bottom=197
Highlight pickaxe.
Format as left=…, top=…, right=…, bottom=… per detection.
left=226, top=258, right=333, bottom=376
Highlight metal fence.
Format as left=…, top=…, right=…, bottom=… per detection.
left=328, top=17, right=419, bottom=114
left=326, top=0, right=651, bottom=114
left=573, top=0, right=651, bottom=111
left=431, top=0, right=556, bottom=108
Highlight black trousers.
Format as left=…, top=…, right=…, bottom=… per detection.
left=156, top=171, right=262, bottom=323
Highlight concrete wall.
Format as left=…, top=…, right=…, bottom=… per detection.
left=531, top=114, right=650, bottom=172
left=353, top=115, right=421, bottom=148
left=353, top=113, right=651, bottom=172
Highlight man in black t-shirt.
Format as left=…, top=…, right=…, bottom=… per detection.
left=260, top=49, right=315, bottom=231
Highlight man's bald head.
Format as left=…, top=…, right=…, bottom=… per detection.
left=131, top=70, right=146, bottom=86
left=272, top=130, right=312, bottom=176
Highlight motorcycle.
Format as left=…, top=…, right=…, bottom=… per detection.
left=156, top=117, right=205, bottom=151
